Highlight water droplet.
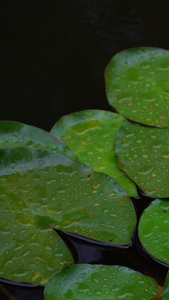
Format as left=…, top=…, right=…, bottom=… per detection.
left=91, top=272, right=100, bottom=284
left=94, top=289, right=103, bottom=296
left=100, top=223, right=115, bottom=229
left=78, top=283, right=90, bottom=293
left=162, top=154, right=169, bottom=158
left=87, top=151, right=93, bottom=155
left=23, top=250, right=31, bottom=257
left=151, top=173, right=157, bottom=177
left=102, top=209, right=109, bottom=213
left=111, top=285, right=120, bottom=292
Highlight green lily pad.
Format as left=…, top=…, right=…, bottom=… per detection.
left=0, top=120, right=76, bottom=161
left=0, top=147, right=136, bottom=284
left=139, top=199, right=169, bottom=265
left=162, top=271, right=169, bottom=299
left=50, top=110, right=137, bottom=196
left=44, top=264, right=159, bottom=300
left=105, top=47, right=169, bottom=127
left=115, top=119, right=169, bottom=198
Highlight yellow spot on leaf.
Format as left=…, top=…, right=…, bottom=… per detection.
left=24, top=176, right=28, bottom=182
left=40, top=277, right=50, bottom=285
left=64, top=220, right=70, bottom=224
left=31, top=272, right=40, bottom=282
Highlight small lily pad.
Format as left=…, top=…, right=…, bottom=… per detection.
left=162, top=271, right=169, bottom=299
left=139, top=199, right=169, bottom=266
left=105, top=47, right=169, bottom=127
left=115, top=119, right=169, bottom=198
left=0, top=120, right=76, bottom=161
left=0, top=147, right=136, bottom=284
left=50, top=110, right=137, bottom=196
left=44, top=264, right=159, bottom=300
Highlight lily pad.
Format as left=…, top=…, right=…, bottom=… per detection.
left=0, top=120, right=76, bottom=161
left=50, top=110, right=137, bottom=196
left=139, top=199, right=169, bottom=266
left=105, top=47, right=169, bottom=127
left=44, top=264, right=159, bottom=300
left=115, top=119, right=169, bottom=198
left=162, top=271, right=169, bottom=299
left=0, top=147, right=136, bottom=284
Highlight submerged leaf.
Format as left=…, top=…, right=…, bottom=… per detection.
left=50, top=110, right=137, bottom=196
left=0, top=120, right=76, bottom=161
left=0, top=147, right=136, bottom=284
left=115, top=119, right=169, bottom=198
left=44, top=264, right=159, bottom=300
left=105, top=47, right=169, bottom=127
left=139, top=199, right=169, bottom=266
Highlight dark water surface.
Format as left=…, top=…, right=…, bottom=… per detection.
left=1, top=0, right=169, bottom=130
left=1, top=0, right=169, bottom=299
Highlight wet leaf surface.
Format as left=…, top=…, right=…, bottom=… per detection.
left=105, top=47, right=169, bottom=127
left=0, top=121, right=76, bottom=161
left=50, top=110, right=137, bottom=196
left=0, top=147, right=136, bottom=284
left=139, top=199, right=169, bottom=266
left=44, top=264, right=159, bottom=300
left=115, top=119, right=169, bottom=198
